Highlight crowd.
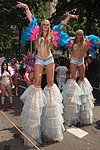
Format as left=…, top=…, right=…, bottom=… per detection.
left=0, top=1, right=100, bottom=149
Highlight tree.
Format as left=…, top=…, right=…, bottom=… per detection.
left=0, top=0, right=53, bottom=57
left=0, top=0, right=99, bottom=57
left=51, top=0, right=100, bottom=35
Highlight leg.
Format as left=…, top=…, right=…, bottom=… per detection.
left=7, top=85, right=14, bottom=109
left=43, top=64, right=65, bottom=142
left=7, top=84, right=12, bottom=97
left=62, top=60, right=82, bottom=127
left=33, top=64, right=43, bottom=87
left=62, top=79, right=81, bottom=127
left=78, top=77, right=94, bottom=125
left=0, top=84, right=6, bottom=110
left=13, top=77, right=18, bottom=96
left=70, top=63, right=77, bottom=80
left=20, top=83, right=46, bottom=146
left=20, top=63, right=45, bottom=146
left=46, top=63, right=54, bottom=87
left=78, top=64, right=85, bottom=81
left=1, top=84, right=6, bottom=97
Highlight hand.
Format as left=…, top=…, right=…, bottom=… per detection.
left=16, top=1, right=28, bottom=9
left=69, top=14, right=79, bottom=19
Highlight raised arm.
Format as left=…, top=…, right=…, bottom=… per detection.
left=52, top=14, right=79, bottom=47
left=16, top=1, right=32, bottom=23
left=61, top=14, right=79, bottom=25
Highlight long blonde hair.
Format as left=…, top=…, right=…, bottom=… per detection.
left=35, top=19, right=53, bottom=50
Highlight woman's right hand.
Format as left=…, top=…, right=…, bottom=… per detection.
left=16, top=1, right=32, bottom=23
left=16, top=1, right=28, bottom=9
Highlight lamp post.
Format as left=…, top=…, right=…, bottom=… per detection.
left=30, top=41, right=32, bottom=53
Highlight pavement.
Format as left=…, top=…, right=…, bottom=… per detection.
left=0, top=79, right=100, bottom=150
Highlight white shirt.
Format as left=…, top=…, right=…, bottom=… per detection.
left=56, top=66, right=68, bottom=79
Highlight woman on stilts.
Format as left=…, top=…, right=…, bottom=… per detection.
left=16, top=1, right=78, bottom=148
left=63, top=28, right=100, bottom=128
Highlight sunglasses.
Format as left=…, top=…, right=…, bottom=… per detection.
left=42, top=23, right=50, bottom=26
left=77, top=33, right=83, bottom=36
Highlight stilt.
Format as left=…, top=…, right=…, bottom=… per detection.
left=62, top=79, right=82, bottom=127
left=42, top=84, right=65, bottom=142
left=20, top=85, right=46, bottom=146
left=78, top=78, right=94, bottom=125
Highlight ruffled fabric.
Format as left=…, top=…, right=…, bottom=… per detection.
left=21, top=16, right=70, bottom=47
left=41, top=84, right=65, bottom=142
left=51, top=30, right=60, bottom=47
left=20, top=85, right=46, bottom=145
left=62, top=79, right=82, bottom=127
left=85, top=34, right=100, bottom=56
left=30, top=26, right=40, bottom=41
left=78, top=78, right=94, bottom=125
left=52, top=23, right=70, bottom=46
left=20, top=15, right=100, bottom=53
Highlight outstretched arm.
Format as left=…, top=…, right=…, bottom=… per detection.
left=52, top=14, right=79, bottom=47
left=61, top=14, right=79, bottom=25
left=16, top=1, right=32, bottom=23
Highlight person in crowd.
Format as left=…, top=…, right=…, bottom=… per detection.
left=23, top=52, right=35, bottom=86
left=85, top=55, right=93, bottom=77
left=0, top=52, right=6, bottom=77
left=62, top=29, right=98, bottom=128
left=24, top=55, right=35, bottom=87
left=55, top=56, right=68, bottom=92
left=0, top=61, right=14, bottom=110
left=19, top=58, right=26, bottom=78
left=0, top=53, right=6, bottom=94
left=86, top=52, right=100, bottom=105
left=10, top=58, right=19, bottom=96
left=16, top=1, right=78, bottom=148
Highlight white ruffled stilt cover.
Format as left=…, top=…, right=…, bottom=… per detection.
left=62, top=79, right=82, bottom=127
left=20, top=85, right=46, bottom=147
left=41, top=84, right=65, bottom=142
left=78, top=78, right=94, bottom=125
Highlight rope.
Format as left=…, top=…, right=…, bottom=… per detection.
left=0, top=111, right=40, bottom=150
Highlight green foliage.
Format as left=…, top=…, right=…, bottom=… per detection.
left=0, top=0, right=53, bottom=57
left=0, top=0, right=100, bottom=58
left=51, top=0, right=100, bottom=35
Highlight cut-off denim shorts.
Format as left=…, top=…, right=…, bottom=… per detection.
left=35, top=54, right=54, bottom=66
left=70, top=57, right=84, bottom=67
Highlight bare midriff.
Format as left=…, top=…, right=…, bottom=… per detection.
left=71, top=49, right=86, bottom=59
left=37, top=45, right=51, bottom=58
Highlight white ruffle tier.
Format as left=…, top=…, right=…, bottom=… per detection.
left=20, top=85, right=46, bottom=145
left=78, top=78, right=94, bottom=124
left=62, top=79, right=82, bottom=126
left=41, top=84, right=65, bottom=142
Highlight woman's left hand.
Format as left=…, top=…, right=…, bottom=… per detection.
left=69, top=14, right=79, bottom=19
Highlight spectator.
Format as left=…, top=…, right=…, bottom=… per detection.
left=0, top=61, right=14, bottom=110
left=55, top=57, right=68, bottom=92
left=86, top=53, right=100, bottom=104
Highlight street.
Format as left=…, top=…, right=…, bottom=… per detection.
left=0, top=79, right=100, bottom=150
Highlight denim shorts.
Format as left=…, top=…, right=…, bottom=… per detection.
left=70, top=57, right=84, bottom=66
left=35, top=54, right=54, bottom=66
